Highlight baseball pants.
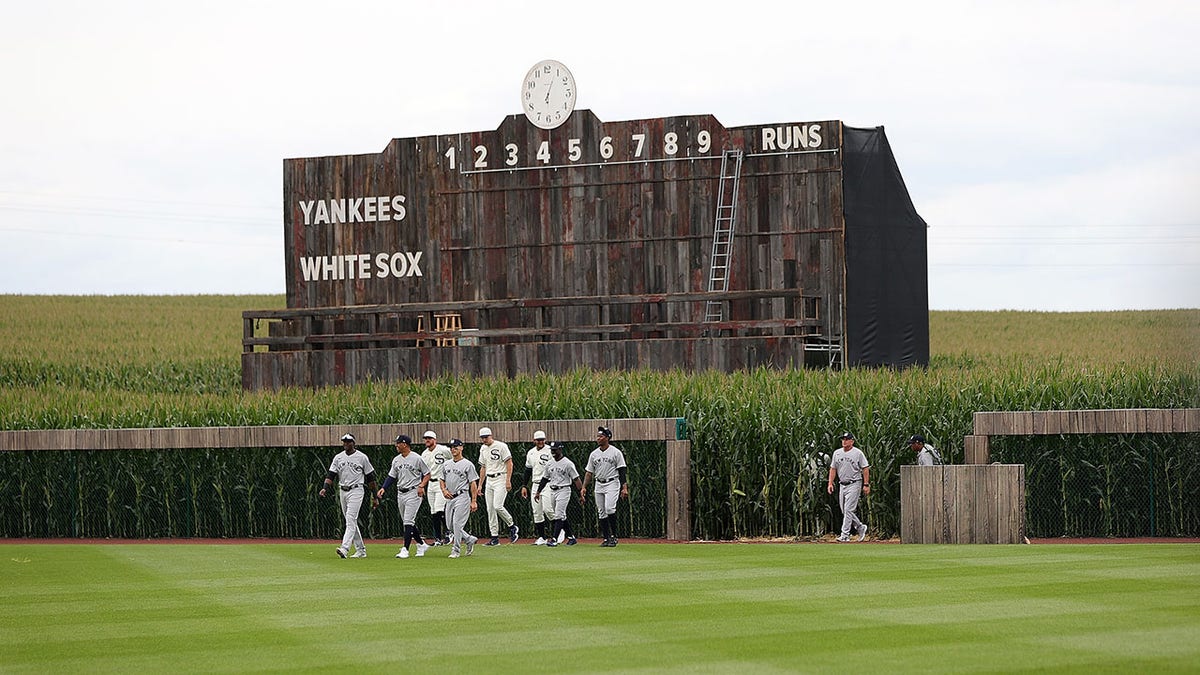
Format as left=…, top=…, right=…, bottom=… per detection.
left=397, top=488, right=422, bottom=526
left=593, top=480, right=619, bottom=518
left=444, top=493, right=477, bottom=555
left=838, top=482, right=865, bottom=537
left=548, top=485, right=571, bottom=520
left=483, top=477, right=514, bottom=536
left=425, top=483, right=447, bottom=514
left=531, top=486, right=553, bottom=523
left=338, top=486, right=366, bottom=553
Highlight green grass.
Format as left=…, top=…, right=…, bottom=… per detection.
left=1, top=543, right=1198, bottom=672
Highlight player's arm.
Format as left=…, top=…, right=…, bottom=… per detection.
left=365, top=471, right=380, bottom=505
left=827, top=466, right=837, bottom=494
left=504, top=457, right=513, bottom=491
left=469, top=479, right=480, bottom=512
left=378, top=474, right=397, bottom=499
left=418, top=472, right=430, bottom=496
left=571, top=476, right=584, bottom=495
left=618, top=466, right=629, bottom=498
left=580, top=471, right=593, bottom=499
left=521, top=463, right=534, bottom=499
left=319, top=470, right=337, bottom=497
left=535, top=476, right=549, bottom=500
left=440, top=478, right=453, bottom=500
left=862, top=466, right=870, bottom=495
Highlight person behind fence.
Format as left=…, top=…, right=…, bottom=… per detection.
left=420, top=430, right=453, bottom=545
left=535, top=441, right=582, bottom=547
left=377, top=434, right=431, bottom=559
left=580, top=426, right=628, bottom=547
left=827, top=432, right=870, bottom=542
left=520, top=430, right=555, bottom=545
left=477, top=427, right=518, bottom=546
left=318, top=433, right=379, bottom=558
left=908, top=434, right=943, bottom=466
left=439, top=439, right=479, bottom=559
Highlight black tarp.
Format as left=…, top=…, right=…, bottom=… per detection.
left=842, top=126, right=929, bottom=367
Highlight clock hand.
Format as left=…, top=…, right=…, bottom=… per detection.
left=545, top=79, right=554, bottom=104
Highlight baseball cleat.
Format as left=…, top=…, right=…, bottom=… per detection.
left=351, top=550, right=367, bottom=558
left=858, top=525, right=868, bottom=542
left=485, top=537, right=500, bottom=546
left=416, top=543, right=430, bottom=557
left=836, top=534, right=850, bottom=542
left=466, top=539, right=476, bottom=556
left=509, top=525, right=520, bottom=543
left=557, top=530, right=566, bottom=544
left=600, top=539, right=611, bottom=547
left=397, top=548, right=409, bottom=559
left=610, top=538, right=618, bottom=547
left=448, top=551, right=460, bottom=559
left=566, top=537, right=577, bottom=546
left=431, top=539, right=443, bottom=546
left=336, top=547, right=348, bottom=558
left=545, top=539, right=557, bottom=547
left=534, top=537, right=547, bottom=546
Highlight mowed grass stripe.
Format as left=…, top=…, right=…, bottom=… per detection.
left=0, top=544, right=1197, bottom=672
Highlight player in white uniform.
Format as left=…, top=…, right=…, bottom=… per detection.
left=318, top=433, right=379, bottom=558
left=908, top=434, right=942, bottom=466
left=827, top=432, right=871, bottom=542
left=477, top=427, right=518, bottom=546
left=439, top=439, right=479, bottom=559
left=377, top=434, right=432, bottom=559
left=534, top=441, right=582, bottom=547
left=520, top=430, right=555, bottom=545
left=580, top=426, right=629, bottom=547
left=420, top=431, right=454, bottom=545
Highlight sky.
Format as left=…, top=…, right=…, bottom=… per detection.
left=1, top=0, right=1197, bottom=311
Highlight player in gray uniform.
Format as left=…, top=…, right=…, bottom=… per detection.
left=520, top=430, right=555, bottom=545
left=908, top=434, right=942, bottom=466
left=580, top=426, right=628, bottom=547
left=534, top=441, right=582, bottom=547
left=438, top=439, right=479, bottom=559
left=420, top=431, right=453, bottom=545
left=377, top=434, right=432, bottom=559
left=318, top=433, right=379, bottom=558
left=827, top=432, right=871, bottom=542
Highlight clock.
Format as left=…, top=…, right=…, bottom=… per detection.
left=521, top=60, right=576, bottom=130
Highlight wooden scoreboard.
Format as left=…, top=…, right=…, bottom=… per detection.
left=243, top=63, right=928, bottom=389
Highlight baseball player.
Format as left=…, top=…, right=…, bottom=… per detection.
left=377, top=434, right=431, bottom=559
left=908, top=434, right=943, bottom=466
left=420, top=430, right=454, bottom=545
left=534, top=441, right=582, bottom=546
left=318, top=433, right=379, bottom=558
left=580, top=426, right=628, bottom=547
left=827, top=432, right=871, bottom=542
left=520, top=430, right=555, bottom=545
left=477, top=427, right=518, bottom=546
left=438, top=439, right=479, bottom=559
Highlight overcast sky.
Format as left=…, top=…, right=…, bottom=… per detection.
left=1, top=0, right=1197, bottom=310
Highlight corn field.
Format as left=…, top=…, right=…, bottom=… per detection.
left=0, top=296, right=1197, bottom=539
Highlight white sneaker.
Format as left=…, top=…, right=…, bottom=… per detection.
left=836, top=535, right=850, bottom=542
left=466, top=539, right=476, bottom=556
left=858, top=525, right=868, bottom=542
left=534, top=537, right=547, bottom=546
left=351, top=550, right=367, bottom=558
left=397, top=548, right=409, bottom=559
left=448, top=551, right=460, bottom=559
left=556, top=530, right=566, bottom=544
left=415, top=543, right=430, bottom=557
left=336, top=547, right=348, bottom=558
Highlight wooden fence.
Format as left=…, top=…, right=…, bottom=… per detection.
left=0, top=418, right=693, bottom=541
left=900, top=465, right=1025, bottom=544
left=964, top=408, right=1200, bottom=463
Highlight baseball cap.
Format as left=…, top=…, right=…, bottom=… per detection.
left=448, top=438, right=463, bottom=447
left=597, top=426, right=612, bottom=438
left=340, top=433, right=356, bottom=443
left=533, top=430, right=546, bottom=440
left=423, top=430, right=437, bottom=440
left=394, top=434, right=412, bottom=444
left=479, top=427, right=492, bottom=437
left=839, top=432, right=854, bottom=440
left=549, top=441, right=565, bottom=450
left=908, top=434, right=925, bottom=444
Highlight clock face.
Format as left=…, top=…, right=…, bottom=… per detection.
left=521, top=60, right=576, bottom=130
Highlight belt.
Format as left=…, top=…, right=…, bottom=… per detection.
left=398, top=486, right=415, bottom=494
left=450, top=491, right=465, bottom=498
left=840, top=480, right=861, bottom=486
left=340, top=484, right=362, bottom=491
left=597, top=477, right=616, bottom=484
left=550, top=484, right=569, bottom=490
left=487, top=473, right=503, bottom=478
